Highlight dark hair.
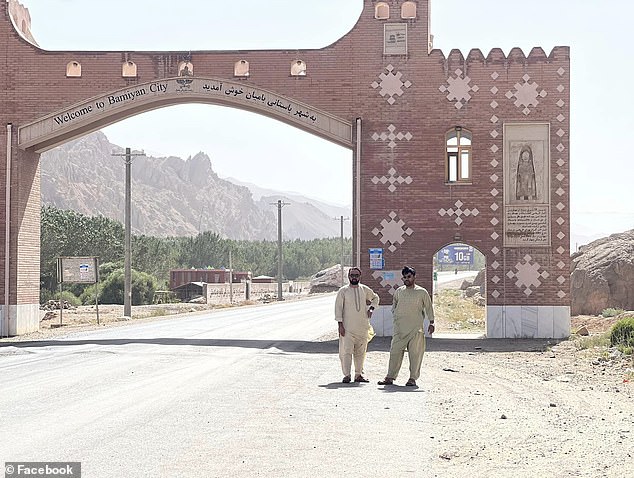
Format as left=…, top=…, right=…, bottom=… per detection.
left=401, top=266, right=416, bottom=276
left=349, top=267, right=361, bottom=275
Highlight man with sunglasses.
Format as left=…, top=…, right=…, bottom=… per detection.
left=335, top=267, right=380, bottom=383
left=378, top=265, right=435, bottom=387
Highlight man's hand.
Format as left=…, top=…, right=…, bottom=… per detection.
left=338, top=322, right=346, bottom=337
left=428, top=322, right=435, bottom=335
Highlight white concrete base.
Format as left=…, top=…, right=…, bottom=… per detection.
left=371, top=304, right=571, bottom=339
left=0, top=304, right=40, bottom=336
left=486, top=305, right=570, bottom=339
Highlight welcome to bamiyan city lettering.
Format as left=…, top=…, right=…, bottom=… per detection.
left=52, top=80, right=318, bottom=127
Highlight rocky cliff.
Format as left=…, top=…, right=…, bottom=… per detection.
left=571, top=230, right=634, bottom=315
left=40, top=132, right=350, bottom=240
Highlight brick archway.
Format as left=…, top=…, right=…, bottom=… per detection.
left=1, top=0, right=571, bottom=338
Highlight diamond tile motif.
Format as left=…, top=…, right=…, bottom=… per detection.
left=506, top=75, right=547, bottom=115
left=557, top=261, right=565, bottom=269
left=491, top=218, right=499, bottom=226
left=557, top=114, right=565, bottom=122
left=556, top=173, right=565, bottom=182
left=557, top=67, right=565, bottom=76
left=556, top=202, right=565, bottom=211
left=491, top=275, right=500, bottom=284
left=490, top=130, right=499, bottom=138
left=557, top=246, right=565, bottom=254
left=557, top=99, right=565, bottom=108
left=491, top=246, right=500, bottom=255
left=439, top=69, right=479, bottom=109
left=490, top=159, right=499, bottom=168
left=490, top=174, right=498, bottom=182
left=491, top=290, right=500, bottom=299
left=556, top=217, right=565, bottom=226
left=557, top=276, right=566, bottom=285
left=491, top=232, right=499, bottom=240
left=557, top=143, right=565, bottom=152
left=372, top=270, right=403, bottom=296
left=491, top=86, right=498, bottom=95
left=557, top=231, right=565, bottom=240
left=557, top=85, right=565, bottom=93
left=491, top=72, right=499, bottom=80
left=371, top=65, right=412, bottom=105
left=490, top=144, right=499, bottom=153
left=371, top=211, right=413, bottom=253
left=491, top=261, right=500, bottom=270
left=556, top=128, right=565, bottom=137
left=557, top=290, right=566, bottom=299
left=490, top=115, right=499, bottom=123
left=556, top=158, right=565, bottom=167
left=371, top=167, right=413, bottom=193
left=506, top=255, right=550, bottom=296
left=438, top=200, right=479, bottom=225
left=490, top=203, right=499, bottom=211
left=556, top=188, right=565, bottom=196
left=490, top=188, right=499, bottom=197
left=371, top=124, right=413, bottom=151
left=490, top=100, right=498, bottom=109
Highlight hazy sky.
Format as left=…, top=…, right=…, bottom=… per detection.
left=22, top=0, right=633, bottom=246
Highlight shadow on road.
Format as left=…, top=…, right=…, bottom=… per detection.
left=1, top=336, right=561, bottom=354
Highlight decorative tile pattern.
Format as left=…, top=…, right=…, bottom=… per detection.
left=372, top=270, right=402, bottom=296
left=371, top=167, right=413, bottom=193
left=438, top=200, right=480, bottom=226
left=371, top=64, right=412, bottom=105
left=439, top=69, right=479, bottom=109
left=506, top=254, right=550, bottom=297
left=505, top=74, right=547, bottom=115
left=371, top=124, right=413, bottom=151
left=371, top=212, right=413, bottom=253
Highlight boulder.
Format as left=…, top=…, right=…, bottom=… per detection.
left=310, top=264, right=349, bottom=293
left=571, top=230, right=634, bottom=315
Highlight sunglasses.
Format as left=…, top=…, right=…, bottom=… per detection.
left=349, top=274, right=361, bottom=278
left=402, top=275, right=414, bottom=280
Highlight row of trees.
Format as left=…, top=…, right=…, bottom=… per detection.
left=41, top=206, right=351, bottom=304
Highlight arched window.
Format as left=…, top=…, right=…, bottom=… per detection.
left=291, top=60, right=306, bottom=76
left=375, top=2, right=389, bottom=19
left=401, top=2, right=417, bottom=19
left=446, top=128, right=472, bottom=183
left=234, top=60, right=250, bottom=77
left=66, top=61, right=81, bottom=77
left=122, top=61, right=137, bottom=78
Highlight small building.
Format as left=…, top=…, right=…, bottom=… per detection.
left=170, top=268, right=250, bottom=290
left=252, top=275, right=276, bottom=284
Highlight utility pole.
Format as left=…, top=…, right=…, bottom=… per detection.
left=112, top=148, right=145, bottom=318
left=335, top=216, right=350, bottom=286
left=271, top=199, right=290, bottom=301
left=228, top=249, right=233, bottom=303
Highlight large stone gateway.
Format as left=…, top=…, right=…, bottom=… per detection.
left=0, top=0, right=570, bottom=337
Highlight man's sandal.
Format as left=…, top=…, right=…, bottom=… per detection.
left=378, top=378, right=394, bottom=385
left=405, top=379, right=417, bottom=387
left=354, top=375, right=369, bottom=383
left=342, top=376, right=351, bottom=383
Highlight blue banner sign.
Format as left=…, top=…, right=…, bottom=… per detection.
left=437, top=245, right=474, bottom=265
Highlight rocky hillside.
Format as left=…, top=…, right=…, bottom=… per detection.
left=40, top=132, right=351, bottom=240
left=571, top=229, right=634, bottom=315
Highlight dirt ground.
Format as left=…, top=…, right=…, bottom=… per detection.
left=3, top=296, right=633, bottom=476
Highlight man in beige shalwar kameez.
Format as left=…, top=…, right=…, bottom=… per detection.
left=335, top=267, right=379, bottom=383
left=379, top=266, right=435, bottom=387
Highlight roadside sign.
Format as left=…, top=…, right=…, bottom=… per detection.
left=369, top=248, right=384, bottom=270
left=437, top=245, right=474, bottom=266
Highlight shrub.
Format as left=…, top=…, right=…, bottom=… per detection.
left=610, top=316, right=634, bottom=354
left=41, top=290, right=81, bottom=307
left=602, top=308, right=625, bottom=318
